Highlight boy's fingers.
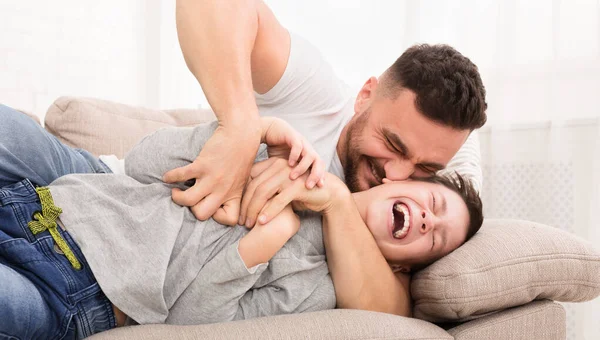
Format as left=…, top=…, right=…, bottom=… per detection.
left=244, top=175, right=283, bottom=227
left=250, top=157, right=277, bottom=179
left=258, top=190, right=294, bottom=225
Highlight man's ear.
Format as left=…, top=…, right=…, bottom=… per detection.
left=354, top=76, right=379, bottom=114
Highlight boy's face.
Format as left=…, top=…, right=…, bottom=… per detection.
left=353, top=180, right=470, bottom=270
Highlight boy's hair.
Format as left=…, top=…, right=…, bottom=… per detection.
left=410, top=173, right=484, bottom=272
left=423, top=173, right=484, bottom=243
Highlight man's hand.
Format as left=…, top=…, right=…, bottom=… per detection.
left=240, top=157, right=346, bottom=228
left=261, top=117, right=325, bottom=189
left=163, top=122, right=261, bottom=226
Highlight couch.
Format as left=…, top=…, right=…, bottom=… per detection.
left=25, top=97, right=600, bottom=339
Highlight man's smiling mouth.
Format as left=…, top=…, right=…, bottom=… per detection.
left=368, top=159, right=382, bottom=184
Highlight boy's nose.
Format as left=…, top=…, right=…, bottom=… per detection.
left=419, top=211, right=434, bottom=234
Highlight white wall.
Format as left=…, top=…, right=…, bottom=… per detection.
left=0, top=1, right=151, bottom=121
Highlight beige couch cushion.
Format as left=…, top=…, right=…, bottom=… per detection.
left=45, top=96, right=216, bottom=158
left=448, top=300, right=566, bottom=340
left=88, top=309, right=453, bottom=340
left=412, top=219, right=600, bottom=322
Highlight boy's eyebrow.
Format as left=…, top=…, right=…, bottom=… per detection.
left=441, top=193, right=448, bottom=214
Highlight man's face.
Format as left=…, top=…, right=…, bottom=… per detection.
left=352, top=179, right=470, bottom=270
left=338, top=77, right=470, bottom=193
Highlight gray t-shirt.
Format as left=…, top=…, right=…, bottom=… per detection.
left=49, top=121, right=335, bottom=325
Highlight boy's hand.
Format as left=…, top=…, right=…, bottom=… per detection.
left=240, top=157, right=346, bottom=228
left=261, top=117, right=325, bottom=189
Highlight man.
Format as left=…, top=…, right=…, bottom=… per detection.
left=161, top=0, right=487, bottom=316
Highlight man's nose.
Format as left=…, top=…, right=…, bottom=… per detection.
left=419, top=211, right=435, bottom=234
left=383, top=159, right=415, bottom=181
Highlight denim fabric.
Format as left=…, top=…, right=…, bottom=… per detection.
left=0, top=104, right=111, bottom=188
left=0, top=180, right=116, bottom=340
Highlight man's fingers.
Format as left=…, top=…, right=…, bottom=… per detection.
left=212, top=198, right=241, bottom=226
left=306, top=157, right=325, bottom=189
left=171, top=183, right=210, bottom=207
left=190, top=193, right=226, bottom=221
left=287, top=136, right=303, bottom=167
left=163, top=163, right=196, bottom=183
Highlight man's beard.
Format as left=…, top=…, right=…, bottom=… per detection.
left=343, top=109, right=371, bottom=193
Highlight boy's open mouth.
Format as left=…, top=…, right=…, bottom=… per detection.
left=392, top=202, right=411, bottom=239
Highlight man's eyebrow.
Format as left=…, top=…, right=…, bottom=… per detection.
left=383, top=128, right=409, bottom=156
left=420, top=162, right=446, bottom=172
left=383, top=128, right=445, bottom=171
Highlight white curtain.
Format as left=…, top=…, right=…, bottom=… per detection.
left=402, top=1, right=600, bottom=339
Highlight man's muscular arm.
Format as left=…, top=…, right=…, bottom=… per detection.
left=165, top=0, right=296, bottom=225
left=244, top=167, right=412, bottom=316
left=322, top=185, right=412, bottom=316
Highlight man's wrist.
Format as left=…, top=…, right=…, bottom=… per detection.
left=218, top=106, right=260, bottom=132
left=218, top=114, right=262, bottom=146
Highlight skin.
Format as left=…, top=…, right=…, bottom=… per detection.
left=352, top=179, right=470, bottom=270
left=175, top=0, right=477, bottom=316
left=338, top=77, right=470, bottom=193
left=245, top=160, right=471, bottom=316
left=168, top=0, right=324, bottom=226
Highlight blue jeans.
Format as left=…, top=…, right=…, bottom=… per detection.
left=0, top=180, right=116, bottom=339
left=0, top=104, right=111, bottom=188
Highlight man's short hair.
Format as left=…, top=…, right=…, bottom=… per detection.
left=382, top=44, right=488, bottom=131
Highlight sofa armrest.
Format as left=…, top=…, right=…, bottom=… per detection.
left=448, top=300, right=565, bottom=340
left=88, top=309, right=452, bottom=340
left=44, top=96, right=216, bottom=158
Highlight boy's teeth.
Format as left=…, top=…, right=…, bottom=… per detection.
left=394, top=226, right=408, bottom=238
left=392, top=202, right=411, bottom=239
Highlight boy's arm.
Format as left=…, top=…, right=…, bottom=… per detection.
left=237, top=205, right=300, bottom=268
left=166, top=205, right=310, bottom=323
